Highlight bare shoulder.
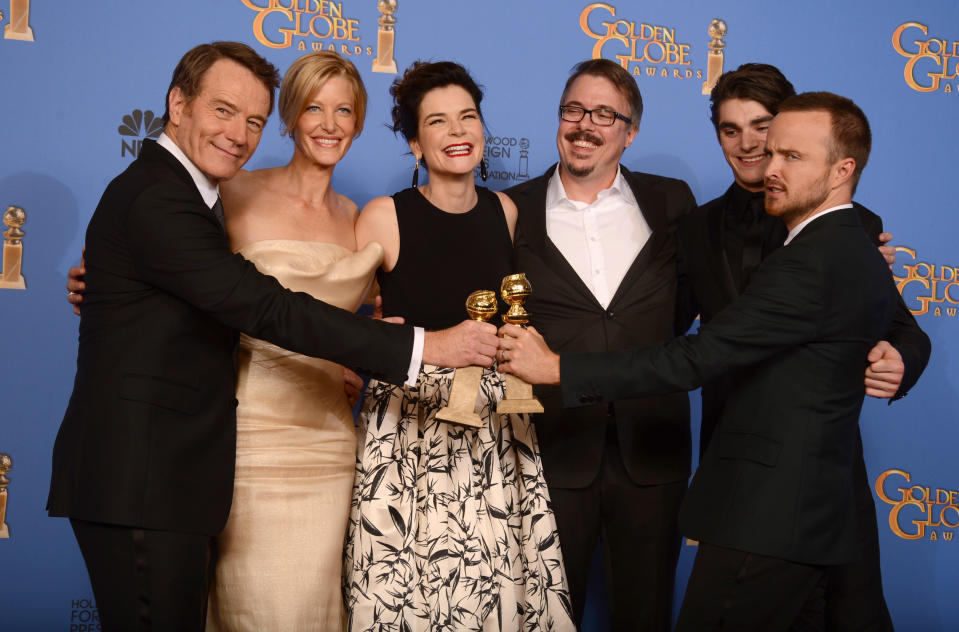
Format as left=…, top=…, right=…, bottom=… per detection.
left=356, top=195, right=400, bottom=269
left=334, top=190, right=361, bottom=222
left=495, top=190, right=518, bottom=240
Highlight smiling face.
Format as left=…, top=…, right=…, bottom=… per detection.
left=556, top=74, right=637, bottom=186
left=408, top=84, right=484, bottom=178
left=716, top=97, right=775, bottom=192
left=763, top=110, right=837, bottom=229
left=292, top=75, right=357, bottom=169
left=167, top=58, right=270, bottom=184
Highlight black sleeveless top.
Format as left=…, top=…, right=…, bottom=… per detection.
left=378, top=186, right=513, bottom=330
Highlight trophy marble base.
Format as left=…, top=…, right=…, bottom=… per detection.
left=0, top=243, right=25, bottom=289
left=435, top=366, right=484, bottom=428
left=372, top=29, right=397, bottom=74
left=4, top=25, right=34, bottom=42
left=497, top=374, right=544, bottom=414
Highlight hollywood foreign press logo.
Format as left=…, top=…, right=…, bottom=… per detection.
left=119, top=109, right=163, bottom=158
left=478, top=135, right=531, bottom=184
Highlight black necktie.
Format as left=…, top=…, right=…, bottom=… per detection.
left=740, top=194, right=765, bottom=291
left=211, top=196, right=226, bottom=229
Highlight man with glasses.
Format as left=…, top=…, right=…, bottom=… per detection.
left=505, top=58, right=696, bottom=631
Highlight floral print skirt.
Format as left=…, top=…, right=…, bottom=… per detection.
left=344, top=365, right=575, bottom=632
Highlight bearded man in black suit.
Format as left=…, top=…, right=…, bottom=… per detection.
left=504, top=59, right=696, bottom=630
left=47, top=42, right=497, bottom=630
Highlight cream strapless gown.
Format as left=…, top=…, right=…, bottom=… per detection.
left=208, top=240, right=382, bottom=632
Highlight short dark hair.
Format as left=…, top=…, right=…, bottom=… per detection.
left=390, top=60, right=485, bottom=145
left=709, top=63, right=796, bottom=131
left=561, top=59, right=643, bottom=128
left=778, top=91, right=872, bottom=185
left=162, top=42, right=281, bottom=122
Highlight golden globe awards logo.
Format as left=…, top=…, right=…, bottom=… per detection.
left=240, top=0, right=374, bottom=57
left=892, top=246, right=958, bottom=318
left=579, top=3, right=703, bottom=81
left=892, top=22, right=959, bottom=94
left=876, top=469, right=958, bottom=542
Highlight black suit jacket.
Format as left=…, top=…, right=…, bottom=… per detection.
left=48, top=140, right=413, bottom=535
left=562, top=209, right=899, bottom=564
left=506, top=164, right=696, bottom=488
left=677, top=186, right=930, bottom=455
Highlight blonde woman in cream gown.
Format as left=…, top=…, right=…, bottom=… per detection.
left=205, top=52, right=376, bottom=631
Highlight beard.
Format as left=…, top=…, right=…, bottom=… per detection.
left=562, top=131, right=604, bottom=178
left=765, top=172, right=831, bottom=227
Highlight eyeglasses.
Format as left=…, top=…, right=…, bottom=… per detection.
left=559, top=105, right=631, bottom=127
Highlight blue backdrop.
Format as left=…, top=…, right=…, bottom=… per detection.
left=1, top=1, right=957, bottom=629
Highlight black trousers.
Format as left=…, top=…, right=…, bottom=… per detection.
left=548, top=423, right=685, bottom=631
left=676, top=543, right=827, bottom=632
left=71, top=519, right=214, bottom=631
left=824, top=443, right=895, bottom=632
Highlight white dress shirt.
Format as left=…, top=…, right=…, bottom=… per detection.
left=783, top=203, right=853, bottom=245
left=154, top=134, right=424, bottom=385
left=545, top=168, right=651, bottom=308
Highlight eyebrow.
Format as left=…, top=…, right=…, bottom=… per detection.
left=423, top=107, right=479, bottom=119
left=212, top=97, right=267, bottom=124
left=719, top=114, right=774, bottom=130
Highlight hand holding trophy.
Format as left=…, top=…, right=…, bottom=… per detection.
left=435, top=290, right=497, bottom=427
left=497, top=273, right=544, bottom=414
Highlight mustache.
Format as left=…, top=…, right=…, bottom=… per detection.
left=564, top=131, right=604, bottom=146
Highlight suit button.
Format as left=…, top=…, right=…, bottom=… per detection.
left=606, top=309, right=614, bottom=318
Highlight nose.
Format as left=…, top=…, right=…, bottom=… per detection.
left=449, top=117, right=465, bottom=136
left=763, top=154, right=779, bottom=181
left=223, top=116, right=248, bottom=147
left=741, top=128, right=762, bottom=152
left=320, top=110, right=336, bottom=132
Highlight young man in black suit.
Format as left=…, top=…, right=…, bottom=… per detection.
left=676, top=64, right=930, bottom=631
left=504, top=59, right=696, bottom=630
left=499, top=92, right=917, bottom=630
left=47, top=42, right=497, bottom=630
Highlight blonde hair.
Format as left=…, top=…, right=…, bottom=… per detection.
left=278, top=51, right=367, bottom=138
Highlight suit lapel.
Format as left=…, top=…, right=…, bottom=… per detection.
left=710, top=187, right=740, bottom=301
left=608, top=168, right=671, bottom=307
left=516, top=165, right=602, bottom=308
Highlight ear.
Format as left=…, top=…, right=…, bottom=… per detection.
left=623, top=124, right=639, bottom=150
left=168, top=86, right=187, bottom=127
left=831, top=156, right=856, bottom=189
left=408, top=138, right=422, bottom=161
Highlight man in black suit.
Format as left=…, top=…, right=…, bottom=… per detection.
left=47, top=42, right=497, bottom=630
left=504, top=59, right=696, bottom=630
left=499, top=92, right=914, bottom=630
left=678, top=64, right=930, bottom=631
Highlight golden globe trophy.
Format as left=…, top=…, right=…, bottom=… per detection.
left=371, top=0, right=398, bottom=74
left=497, top=273, right=544, bottom=414
left=435, top=290, right=497, bottom=428
left=0, top=206, right=26, bottom=290
left=701, top=18, right=727, bottom=96
left=0, top=453, right=11, bottom=539
left=3, top=0, right=35, bottom=42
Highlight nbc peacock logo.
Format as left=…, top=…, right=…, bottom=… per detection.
left=119, top=109, right=164, bottom=159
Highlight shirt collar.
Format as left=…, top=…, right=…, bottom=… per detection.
left=546, top=166, right=635, bottom=210
left=157, top=132, right=220, bottom=209
left=783, top=203, right=853, bottom=245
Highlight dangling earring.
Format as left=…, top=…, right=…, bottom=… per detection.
left=412, top=157, right=420, bottom=189
left=480, top=158, right=488, bottom=182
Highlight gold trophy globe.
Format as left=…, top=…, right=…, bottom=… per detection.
left=497, top=273, right=544, bottom=414
left=435, top=290, right=497, bottom=427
